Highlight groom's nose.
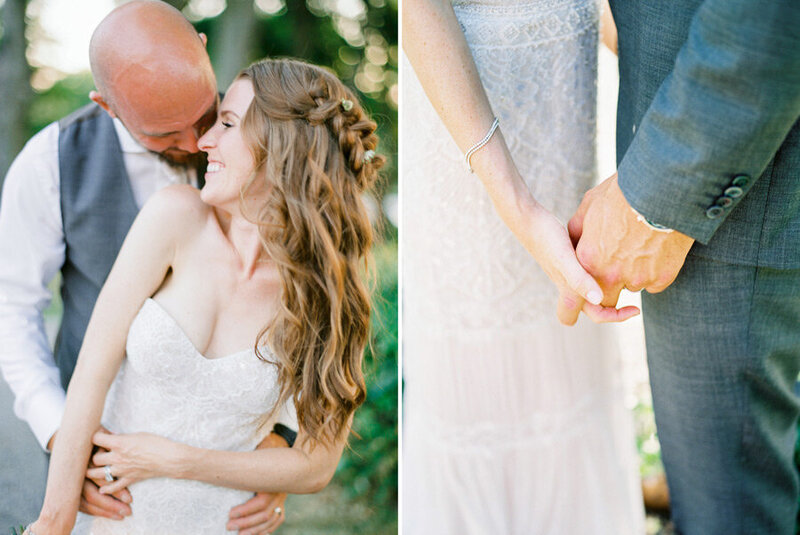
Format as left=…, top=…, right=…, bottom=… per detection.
left=174, top=128, right=201, bottom=154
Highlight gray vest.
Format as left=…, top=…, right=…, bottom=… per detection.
left=55, top=104, right=139, bottom=389
left=55, top=103, right=208, bottom=389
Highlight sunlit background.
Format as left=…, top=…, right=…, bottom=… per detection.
left=0, top=1, right=397, bottom=533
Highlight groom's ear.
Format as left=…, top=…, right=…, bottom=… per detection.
left=89, top=90, right=117, bottom=119
left=198, top=32, right=208, bottom=47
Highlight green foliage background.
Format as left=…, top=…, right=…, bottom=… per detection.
left=337, top=236, right=398, bottom=531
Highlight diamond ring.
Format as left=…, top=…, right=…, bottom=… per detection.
left=104, top=465, right=114, bottom=482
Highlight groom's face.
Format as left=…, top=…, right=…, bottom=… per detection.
left=116, top=85, right=219, bottom=165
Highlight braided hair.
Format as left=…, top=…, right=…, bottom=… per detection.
left=237, top=58, right=384, bottom=447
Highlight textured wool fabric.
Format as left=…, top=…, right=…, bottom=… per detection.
left=611, top=0, right=800, bottom=531
left=643, top=257, right=800, bottom=534
left=57, top=104, right=140, bottom=390
left=612, top=0, right=800, bottom=267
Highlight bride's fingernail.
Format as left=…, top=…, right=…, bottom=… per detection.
left=587, top=290, right=602, bottom=305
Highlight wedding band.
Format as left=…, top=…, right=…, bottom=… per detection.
left=104, top=465, right=114, bottom=482
left=274, top=506, right=282, bottom=515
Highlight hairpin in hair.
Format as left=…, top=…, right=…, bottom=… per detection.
left=363, top=149, right=376, bottom=164
left=341, top=99, right=354, bottom=111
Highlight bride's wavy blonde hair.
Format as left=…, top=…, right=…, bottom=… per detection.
left=238, top=58, right=384, bottom=447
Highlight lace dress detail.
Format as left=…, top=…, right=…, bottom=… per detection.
left=73, top=298, right=281, bottom=535
left=402, top=0, right=644, bottom=533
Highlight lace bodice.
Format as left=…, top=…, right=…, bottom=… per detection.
left=73, top=298, right=281, bottom=535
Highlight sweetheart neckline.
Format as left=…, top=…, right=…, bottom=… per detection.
left=143, top=297, right=265, bottom=362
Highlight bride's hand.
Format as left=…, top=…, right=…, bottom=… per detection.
left=467, top=135, right=639, bottom=326
left=87, top=431, right=183, bottom=495
left=525, top=203, right=640, bottom=325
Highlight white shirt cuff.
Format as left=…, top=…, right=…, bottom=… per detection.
left=276, top=399, right=298, bottom=431
left=24, top=385, right=66, bottom=451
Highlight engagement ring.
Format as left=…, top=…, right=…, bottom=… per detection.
left=274, top=506, right=282, bottom=515
left=104, top=465, right=114, bottom=482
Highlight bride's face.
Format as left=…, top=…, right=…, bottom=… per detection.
left=197, top=78, right=260, bottom=210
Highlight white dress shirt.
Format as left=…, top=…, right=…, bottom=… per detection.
left=0, top=117, right=194, bottom=449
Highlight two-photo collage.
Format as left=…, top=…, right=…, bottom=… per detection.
left=1, top=0, right=799, bottom=534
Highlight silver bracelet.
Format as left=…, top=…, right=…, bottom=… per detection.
left=464, top=117, right=500, bottom=173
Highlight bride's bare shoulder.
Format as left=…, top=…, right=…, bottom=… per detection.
left=143, top=183, right=209, bottom=216
left=136, top=184, right=212, bottom=237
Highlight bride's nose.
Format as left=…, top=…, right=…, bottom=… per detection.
left=197, top=125, right=218, bottom=152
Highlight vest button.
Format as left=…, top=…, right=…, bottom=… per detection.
left=706, top=206, right=725, bottom=219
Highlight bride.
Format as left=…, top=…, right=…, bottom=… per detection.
left=402, top=0, right=644, bottom=533
left=26, top=58, right=383, bottom=535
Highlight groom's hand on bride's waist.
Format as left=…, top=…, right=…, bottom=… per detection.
left=226, top=431, right=289, bottom=533
left=568, top=173, right=694, bottom=307
left=80, top=477, right=133, bottom=520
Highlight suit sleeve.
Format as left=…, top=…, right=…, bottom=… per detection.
left=617, top=0, right=800, bottom=244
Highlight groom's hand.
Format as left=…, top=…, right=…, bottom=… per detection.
left=80, top=477, right=132, bottom=520
left=567, top=173, right=694, bottom=307
left=227, top=432, right=289, bottom=534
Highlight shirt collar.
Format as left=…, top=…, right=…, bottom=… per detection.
left=112, top=118, right=149, bottom=154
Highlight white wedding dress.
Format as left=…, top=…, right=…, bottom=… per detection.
left=72, top=298, right=283, bottom=535
left=402, top=0, right=645, bottom=533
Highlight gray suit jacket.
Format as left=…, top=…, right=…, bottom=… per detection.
left=611, top=0, right=800, bottom=269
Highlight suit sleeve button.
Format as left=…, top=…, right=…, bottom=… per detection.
left=715, top=196, right=734, bottom=208
left=706, top=206, right=725, bottom=219
left=724, top=186, right=744, bottom=198
left=732, top=175, right=749, bottom=187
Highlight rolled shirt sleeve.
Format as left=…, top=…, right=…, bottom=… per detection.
left=0, top=123, right=67, bottom=450
left=276, top=397, right=298, bottom=432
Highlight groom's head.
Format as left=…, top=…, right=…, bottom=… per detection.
left=88, top=0, right=218, bottom=164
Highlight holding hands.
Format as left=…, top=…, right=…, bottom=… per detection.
left=561, top=173, right=695, bottom=325
left=404, top=0, right=683, bottom=327
left=511, top=196, right=641, bottom=326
